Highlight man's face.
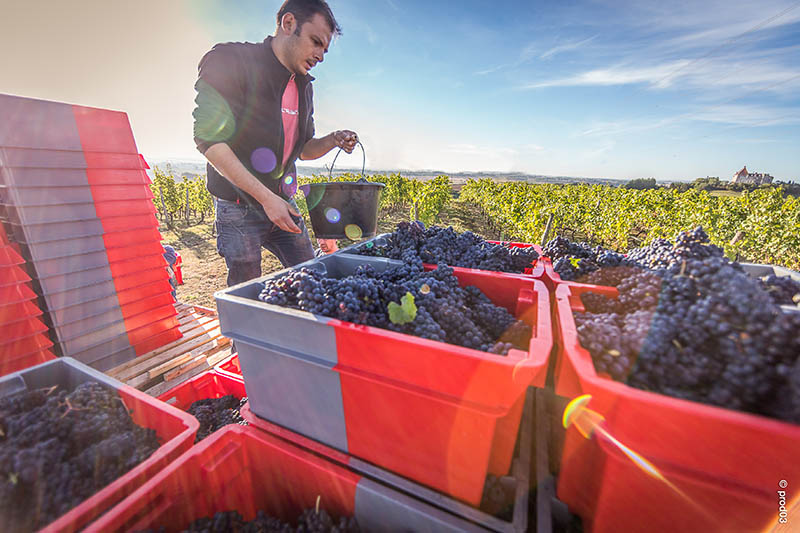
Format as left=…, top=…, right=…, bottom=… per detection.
left=287, top=13, right=332, bottom=76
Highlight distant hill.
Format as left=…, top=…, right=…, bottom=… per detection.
left=145, top=158, right=629, bottom=186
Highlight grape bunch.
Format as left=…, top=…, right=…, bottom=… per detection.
left=258, top=263, right=532, bottom=355
left=759, top=273, right=800, bottom=306
left=543, top=236, right=631, bottom=281
left=0, top=382, right=160, bottom=532
left=355, top=222, right=539, bottom=273
left=566, top=228, right=800, bottom=424
left=171, top=507, right=359, bottom=532
left=188, top=395, right=248, bottom=443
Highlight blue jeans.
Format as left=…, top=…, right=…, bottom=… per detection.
left=215, top=198, right=315, bottom=287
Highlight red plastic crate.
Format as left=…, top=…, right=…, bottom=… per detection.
left=112, top=265, right=169, bottom=291
left=0, top=263, right=31, bottom=286
left=0, top=243, right=26, bottom=266
left=83, top=152, right=149, bottom=170
left=101, top=227, right=162, bottom=250
left=128, top=317, right=181, bottom=353
left=224, top=269, right=552, bottom=505
left=558, top=428, right=777, bottom=532
left=87, top=424, right=477, bottom=533
left=174, top=252, right=183, bottom=284
left=1, top=357, right=199, bottom=533
left=0, top=282, right=37, bottom=304
left=213, top=353, right=242, bottom=381
left=158, top=370, right=247, bottom=412
left=93, top=199, right=157, bottom=219
left=106, top=241, right=164, bottom=263
left=99, top=213, right=160, bottom=234
left=85, top=425, right=361, bottom=533
left=0, top=315, right=49, bottom=344
left=0, top=349, right=56, bottom=377
left=553, top=281, right=800, bottom=509
left=0, top=299, right=42, bottom=326
left=132, top=326, right=183, bottom=356
left=120, top=293, right=175, bottom=319
left=88, top=184, right=153, bottom=202
left=86, top=168, right=150, bottom=186
left=72, top=104, right=139, bottom=154
left=122, top=304, right=176, bottom=333
left=0, top=332, right=53, bottom=359
left=116, top=279, right=174, bottom=306
left=106, top=254, right=167, bottom=278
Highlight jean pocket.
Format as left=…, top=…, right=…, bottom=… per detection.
left=215, top=199, right=248, bottom=224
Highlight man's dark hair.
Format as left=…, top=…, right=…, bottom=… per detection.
left=277, top=0, right=342, bottom=36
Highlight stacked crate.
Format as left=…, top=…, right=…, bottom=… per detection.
left=0, top=93, right=181, bottom=371
left=0, top=223, right=56, bottom=376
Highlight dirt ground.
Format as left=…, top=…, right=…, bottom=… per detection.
left=160, top=199, right=503, bottom=309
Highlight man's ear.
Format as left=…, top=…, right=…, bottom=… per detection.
left=279, top=12, right=296, bottom=35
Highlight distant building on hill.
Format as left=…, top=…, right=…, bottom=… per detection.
left=731, top=166, right=774, bottom=185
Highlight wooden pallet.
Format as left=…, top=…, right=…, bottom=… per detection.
left=106, top=303, right=233, bottom=397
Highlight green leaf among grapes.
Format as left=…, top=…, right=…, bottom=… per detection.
left=388, top=292, right=417, bottom=324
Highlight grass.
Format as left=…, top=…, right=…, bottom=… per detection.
left=160, top=198, right=502, bottom=309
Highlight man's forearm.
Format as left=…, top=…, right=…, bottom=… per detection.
left=299, top=133, right=337, bottom=160
left=204, top=143, right=276, bottom=203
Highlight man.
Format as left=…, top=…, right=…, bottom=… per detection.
left=193, top=0, right=357, bottom=286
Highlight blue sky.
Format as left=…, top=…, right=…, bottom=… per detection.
left=2, top=0, right=799, bottom=181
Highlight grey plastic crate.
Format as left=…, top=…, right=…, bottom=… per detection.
left=19, top=234, right=107, bottom=261
left=42, top=290, right=121, bottom=326
left=33, top=264, right=114, bottom=295
left=26, top=249, right=109, bottom=278
left=0, top=146, right=88, bottom=169
left=71, top=341, right=137, bottom=372
left=47, top=303, right=126, bottom=341
left=53, top=316, right=129, bottom=356
left=0, top=202, right=100, bottom=225
left=0, top=167, right=89, bottom=187
left=0, top=184, right=95, bottom=206
left=216, top=253, right=404, bottom=364
left=40, top=278, right=118, bottom=311
left=0, top=94, right=83, bottom=151
left=236, top=337, right=348, bottom=451
left=741, top=262, right=800, bottom=314
left=7, top=218, right=106, bottom=244
left=0, top=358, right=122, bottom=403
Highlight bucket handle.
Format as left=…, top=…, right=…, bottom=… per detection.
left=328, top=140, right=366, bottom=179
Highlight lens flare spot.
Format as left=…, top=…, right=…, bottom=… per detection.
left=304, top=184, right=325, bottom=210
left=345, top=224, right=363, bottom=240
left=325, top=207, right=341, bottom=223
left=562, top=394, right=593, bottom=429
left=281, top=173, right=298, bottom=196
left=251, top=148, right=277, bottom=174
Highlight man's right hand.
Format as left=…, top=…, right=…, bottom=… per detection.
left=260, top=192, right=302, bottom=233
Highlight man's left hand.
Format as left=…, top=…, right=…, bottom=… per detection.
left=334, top=130, right=358, bottom=153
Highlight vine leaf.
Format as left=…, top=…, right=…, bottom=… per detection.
left=388, top=292, right=417, bottom=324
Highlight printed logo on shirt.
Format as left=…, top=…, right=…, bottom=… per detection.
left=281, top=107, right=298, bottom=115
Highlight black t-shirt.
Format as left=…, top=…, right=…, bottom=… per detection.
left=193, top=36, right=315, bottom=204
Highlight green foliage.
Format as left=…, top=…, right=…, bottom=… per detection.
left=150, top=167, right=214, bottom=225
left=388, top=292, right=417, bottom=324
left=294, top=173, right=449, bottom=224
left=624, top=178, right=658, bottom=190
left=460, top=179, right=800, bottom=269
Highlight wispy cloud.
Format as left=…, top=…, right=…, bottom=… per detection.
left=540, top=35, right=598, bottom=60
left=384, top=0, right=400, bottom=12
left=446, top=144, right=517, bottom=157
